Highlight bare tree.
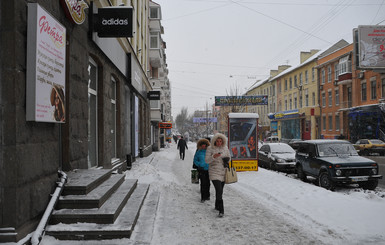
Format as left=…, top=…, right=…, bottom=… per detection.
left=226, top=83, right=246, bottom=113
left=175, top=107, right=189, bottom=134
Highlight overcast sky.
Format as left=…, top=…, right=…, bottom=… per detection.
left=153, top=0, right=385, bottom=118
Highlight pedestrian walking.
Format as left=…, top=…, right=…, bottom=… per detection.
left=205, top=133, right=231, bottom=217
left=177, top=136, right=188, bottom=160
left=193, top=138, right=211, bottom=202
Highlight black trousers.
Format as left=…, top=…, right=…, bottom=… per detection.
left=212, top=180, right=225, bottom=201
left=199, top=170, right=210, bottom=200
left=179, top=150, right=185, bottom=160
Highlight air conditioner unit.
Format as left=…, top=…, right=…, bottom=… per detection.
left=358, top=71, right=364, bottom=79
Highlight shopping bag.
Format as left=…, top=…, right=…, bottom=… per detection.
left=225, top=163, right=237, bottom=184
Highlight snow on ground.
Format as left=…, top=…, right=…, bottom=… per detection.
left=41, top=141, right=385, bottom=245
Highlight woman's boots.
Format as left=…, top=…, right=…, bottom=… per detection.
left=215, top=200, right=224, bottom=217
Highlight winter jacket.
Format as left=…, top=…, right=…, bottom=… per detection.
left=177, top=138, right=188, bottom=152
left=205, top=133, right=231, bottom=182
left=193, top=138, right=211, bottom=171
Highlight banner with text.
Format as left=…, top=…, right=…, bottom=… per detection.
left=215, top=95, right=268, bottom=106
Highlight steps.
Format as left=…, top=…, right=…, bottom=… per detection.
left=44, top=169, right=149, bottom=240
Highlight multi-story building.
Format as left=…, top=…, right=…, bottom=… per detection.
left=149, top=1, right=171, bottom=150
left=317, top=42, right=385, bottom=141
left=0, top=0, right=168, bottom=242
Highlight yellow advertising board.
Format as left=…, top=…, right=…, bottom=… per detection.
left=232, top=160, right=258, bottom=171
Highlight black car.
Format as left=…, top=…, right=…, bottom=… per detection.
left=259, top=143, right=296, bottom=171
left=295, top=140, right=382, bottom=190
left=288, top=138, right=302, bottom=150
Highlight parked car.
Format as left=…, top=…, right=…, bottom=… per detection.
left=295, top=140, right=382, bottom=191
left=353, top=139, right=385, bottom=156
left=258, top=143, right=296, bottom=172
left=288, top=138, right=302, bottom=150
left=266, top=136, right=279, bottom=143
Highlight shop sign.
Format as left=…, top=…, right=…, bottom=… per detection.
left=26, top=3, right=66, bottom=123
left=93, top=7, right=133, bottom=37
left=148, top=91, right=160, bottom=100
left=159, top=122, right=172, bottom=129
left=215, top=95, right=268, bottom=106
left=193, top=117, right=217, bottom=123
left=273, top=109, right=299, bottom=120
left=60, top=0, right=88, bottom=24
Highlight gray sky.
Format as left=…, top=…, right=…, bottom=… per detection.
left=153, top=0, right=385, bottom=118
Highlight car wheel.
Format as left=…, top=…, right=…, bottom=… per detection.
left=359, top=180, right=378, bottom=190
left=296, top=164, right=307, bottom=182
left=269, top=161, right=277, bottom=171
left=319, top=172, right=335, bottom=191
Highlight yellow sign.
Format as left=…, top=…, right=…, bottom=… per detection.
left=232, top=160, right=258, bottom=172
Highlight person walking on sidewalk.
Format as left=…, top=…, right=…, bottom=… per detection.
left=177, top=136, right=188, bottom=160
left=205, top=133, right=231, bottom=217
left=193, top=138, right=211, bottom=202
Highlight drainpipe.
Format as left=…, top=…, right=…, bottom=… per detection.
left=31, top=170, right=67, bottom=245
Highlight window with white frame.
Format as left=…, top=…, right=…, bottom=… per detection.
left=150, top=32, right=159, bottom=49
left=322, top=115, right=326, bottom=131
left=289, top=95, right=292, bottom=110
left=327, top=66, right=332, bottom=83
left=294, top=92, right=297, bottom=109
left=339, top=56, right=352, bottom=75
left=150, top=7, right=160, bottom=19
left=299, top=73, right=303, bottom=86
left=334, top=63, right=339, bottom=80
left=299, top=91, right=303, bottom=108
left=321, top=68, right=325, bottom=84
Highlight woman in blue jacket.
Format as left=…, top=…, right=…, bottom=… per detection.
left=193, top=138, right=211, bottom=202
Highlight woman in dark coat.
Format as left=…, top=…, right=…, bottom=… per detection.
left=193, top=138, right=211, bottom=202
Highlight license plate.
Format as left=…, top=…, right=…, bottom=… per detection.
left=351, top=176, right=368, bottom=182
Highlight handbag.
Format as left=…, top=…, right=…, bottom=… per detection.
left=225, top=161, right=237, bottom=184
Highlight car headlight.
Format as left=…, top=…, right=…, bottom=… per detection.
left=372, top=168, right=378, bottom=175
left=276, top=158, right=284, bottom=163
left=335, top=169, right=342, bottom=176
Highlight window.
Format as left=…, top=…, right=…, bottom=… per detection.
left=327, top=66, right=332, bottom=83
left=312, top=67, right=315, bottom=81
left=289, top=77, right=292, bottom=89
left=328, top=115, right=333, bottom=131
left=294, top=93, right=297, bottom=109
left=335, top=114, right=340, bottom=131
left=371, top=80, right=377, bottom=100
left=285, top=95, right=287, bottom=110
left=334, top=63, right=339, bottom=80
left=312, top=92, right=316, bottom=106
left=111, top=77, right=117, bottom=160
left=328, top=90, right=332, bottom=107
left=278, top=81, right=281, bottom=93
left=361, top=82, right=367, bottom=101
left=294, top=75, right=297, bottom=88
left=289, top=95, right=292, bottom=110
left=285, top=79, right=287, bottom=91
left=382, top=78, right=385, bottom=98
left=150, top=32, right=159, bottom=49
left=322, top=92, right=326, bottom=107
left=150, top=7, right=160, bottom=19
left=335, top=88, right=339, bottom=106
left=88, top=57, right=98, bottom=168
left=299, top=73, right=303, bottom=86
left=339, top=56, right=352, bottom=75
left=321, top=68, right=325, bottom=84
left=305, top=70, right=308, bottom=84
left=322, top=115, right=326, bottom=131
left=305, top=89, right=309, bottom=107
left=299, top=91, right=303, bottom=108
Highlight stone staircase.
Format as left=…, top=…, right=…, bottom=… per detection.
left=44, top=169, right=149, bottom=240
